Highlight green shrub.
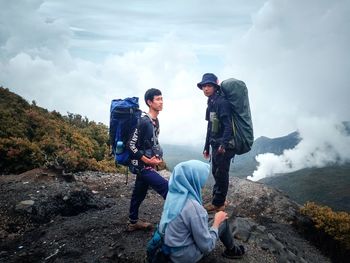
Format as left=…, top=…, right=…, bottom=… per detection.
left=0, top=137, right=45, bottom=173
left=0, top=87, right=115, bottom=174
left=301, top=202, right=350, bottom=250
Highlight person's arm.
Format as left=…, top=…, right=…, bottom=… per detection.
left=211, top=211, right=228, bottom=229
left=219, top=100, right=233, bottom=152
left=128, top=119, right=161, bottom=166
left=141, top=155, right=162, bottom=166
left=203, top=121, right=210, bottom=159
left=203, top=108, right=210, bottom=159
left=188, top=203, right=227, bottom=254
left=220, top=115, right=232, bottom=148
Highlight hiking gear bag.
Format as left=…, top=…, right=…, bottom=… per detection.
left=109, top=97, right=142, bottom=166
left=146, top=227, right=170, bottom=263
left=220, top=78, right=254, bottom=155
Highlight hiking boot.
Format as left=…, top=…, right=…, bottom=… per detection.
left=127, top=220, right=153, bottom=232
left=204, top=203, right=226, bottom=213
left=222, top=245, right=245, bottom=259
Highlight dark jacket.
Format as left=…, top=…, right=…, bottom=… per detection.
left=128, top=114, right=160, bottom=168
left=204, top=93, right=234, bottom=152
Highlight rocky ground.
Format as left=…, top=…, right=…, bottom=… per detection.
left=0, top=168, right=332, bottom=263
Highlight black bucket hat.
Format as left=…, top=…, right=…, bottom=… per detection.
left=197, top=73, right=220, bottom=89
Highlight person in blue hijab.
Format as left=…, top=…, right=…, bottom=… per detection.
left=159, top=160, right=245, bottom=262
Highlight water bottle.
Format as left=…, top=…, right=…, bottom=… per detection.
left=210, top=112, right=220, bottom=134
left=115, top=141, right=124, bottom=154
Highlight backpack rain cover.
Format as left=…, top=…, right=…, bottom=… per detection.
left=220, top=78, right=254, bottom=155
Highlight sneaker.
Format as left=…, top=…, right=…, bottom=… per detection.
left=127, top=220, right=153, bottom=232
left=204, top=203, right=226, bottom=213
left=222, top=245, right=245, bottom=259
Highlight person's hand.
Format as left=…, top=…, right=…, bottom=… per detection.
left=141, top=156, right=162, bottom=166
left=212, top=211, right=228, bottom=229
left=217, top=145, right=226, bottom=154
left=148, top=156, right=162, bottom=166
left=203, top=150, right=210, bottom=159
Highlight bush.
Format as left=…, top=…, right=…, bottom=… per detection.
left=0, top=87, right=113, bottom=174
left=301, top=202, right=350, bottom=249
left=0, top=137, right=45, bottom=173
left=300, top=201, right=350, bottom=263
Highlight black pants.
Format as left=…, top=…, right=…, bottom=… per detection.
left=208, top=218, right=235, bottom=250
left=211, top=147, right=235, bottom=206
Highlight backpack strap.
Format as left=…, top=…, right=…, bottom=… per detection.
left=144, top=112, right=158, bottom=147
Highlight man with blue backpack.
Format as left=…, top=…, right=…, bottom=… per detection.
left=126, top=88, right=168, bottom=231
left=197, top=73, right=254, bottom=213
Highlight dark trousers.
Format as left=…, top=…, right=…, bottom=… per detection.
left=208, top=218, right=235, bottom=250
left=129, top=168, right=168, bottom=223
left=218, top=220, right=235, bottom=249
left=211, top=147, right=235, bottom=206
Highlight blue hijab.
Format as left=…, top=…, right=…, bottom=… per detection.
left=159, top=160, right=210, bottom=234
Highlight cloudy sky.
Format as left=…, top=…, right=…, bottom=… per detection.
left=1, top=0, right=350, bottom=178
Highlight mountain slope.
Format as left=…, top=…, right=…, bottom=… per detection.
left=0, top=169, right=335, bottom=263
left=231, top=131, right=301, bottom=178
left=0, top=87, right=116, bottom=174
left=260, top=163, right=350, bottom=212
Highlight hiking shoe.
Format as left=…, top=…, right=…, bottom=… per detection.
left=127, top=220, right=153, bottom=232
left=204, top=203, right=226, bottom=213
left=222, top=245, right=245, bottom=259
left=204, top=201, right=229, bottom=213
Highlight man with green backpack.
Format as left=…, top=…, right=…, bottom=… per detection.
left=197, top=73, right=253, bottom=213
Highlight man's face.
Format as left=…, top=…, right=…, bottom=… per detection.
left=202, top=84, right=215, bottom=97
left=148, top=95, right=163, bottom=112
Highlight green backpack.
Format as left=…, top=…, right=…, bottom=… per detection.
left=220, top=78, right=254, bottom=155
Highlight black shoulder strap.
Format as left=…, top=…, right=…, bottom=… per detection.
left=144, top=112, right=157, bottom=146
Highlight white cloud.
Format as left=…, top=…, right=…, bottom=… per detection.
left=0, top=0, right=72, bottom=67
left=248, top=117, right=350, bottom=181
left=1, top=0, right=349, bottom=156
left=0, top=4, right=207, bottom=145
left=222, top=0, right=350, bottom=138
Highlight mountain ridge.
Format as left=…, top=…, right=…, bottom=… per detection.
left=261, top=163, right=350, bottom=212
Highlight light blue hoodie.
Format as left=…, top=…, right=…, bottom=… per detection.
left=159, top=160, right=209, bottom=234
left=159, top=160, right=219, bottom=263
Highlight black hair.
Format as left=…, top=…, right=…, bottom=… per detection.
left=144, top=88, right=162, bottom=107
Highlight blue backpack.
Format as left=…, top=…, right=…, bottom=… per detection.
left=109, top=97, right=142, bottom=166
